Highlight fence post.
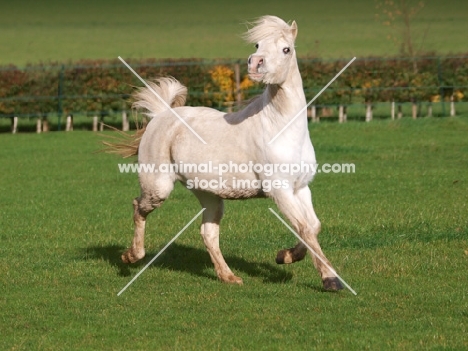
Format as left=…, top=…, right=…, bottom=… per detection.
left=311, top=105, right=318, bottom=122
left=437, top=57, right=446, bottom=116
left=365, top=102, right=372, bottom=122
left=42, top=116, right=49, bottom=132
left=412, top=102, right=417, bottom=119
left=57, top=65, right=64, bottom=131
left=11, top=117, right=18, bottom=134
left=427, top=103, right=432, bottom=117
left=36, top=117, right=42, bottom=133
left=338, top=105, right=344, bottom=123
left=450, top=95, right=455, bottom=116
left=92, top=116, right=98, bottom=132
left=122, top=110, right=129, bottom=131
left=391, top=101, right=395, bottom=120
left=66, top=115, right=73, bottom=131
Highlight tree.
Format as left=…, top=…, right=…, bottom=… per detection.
left=375, top=0, right=426, bottom=72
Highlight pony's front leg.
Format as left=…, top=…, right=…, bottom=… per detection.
left=274, top=187, right=343, bottom=291
left=194, top=191, right=243, bottom=285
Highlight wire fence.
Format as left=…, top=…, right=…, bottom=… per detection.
left=1, top=55, right=467, bottom=133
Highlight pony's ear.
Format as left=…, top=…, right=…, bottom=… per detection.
left=290, top=20, right=298, bottom=40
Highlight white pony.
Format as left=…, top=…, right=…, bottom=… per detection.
left=109, top=15, right=343, bottom=291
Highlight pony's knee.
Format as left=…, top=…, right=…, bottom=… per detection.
left=309, top=220, right=321, bottom=236
left=137, top=182, right=173, bottom=212
left=301, top=224, right=320, bottom=243
left=134, top=194, right=166, bottom=215
left=133, top=198, right=150, bottom=220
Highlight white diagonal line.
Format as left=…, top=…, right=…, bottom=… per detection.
left=118, top=56, right=207, bottom=144
left=117, top=208, right=206, bottom=296
left=268, top=208, right=357, bottom=295
left=268, top=57, right=356, bottom=144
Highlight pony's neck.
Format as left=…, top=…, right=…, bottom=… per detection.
left=263, top=61, right=306, bottom=122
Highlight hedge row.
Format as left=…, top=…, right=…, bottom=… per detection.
left=0, top=59, right=214, bottom=117
left=300, top=56, right=468, bottom=104
left=1, top=55, right=467, bottom=117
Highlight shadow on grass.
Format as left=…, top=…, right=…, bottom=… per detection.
left=80, top=244, right=133, bottom=277
left=81, top=243, right=293, bottom=284
left=301, top=282, right=345, bottom=294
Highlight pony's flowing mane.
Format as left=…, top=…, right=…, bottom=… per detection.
left=243, top=15, right=294, bottom=45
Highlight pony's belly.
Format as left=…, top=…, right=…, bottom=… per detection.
left=214, top=186, right=267, bottom=200
left=179, top=171, right=276, bottom=199
left=182, top=180, right=267, bottom=199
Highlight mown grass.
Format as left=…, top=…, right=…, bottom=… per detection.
left=1, top=0, right=468, bottom=65
left=1, top=117, right=467, bottom=350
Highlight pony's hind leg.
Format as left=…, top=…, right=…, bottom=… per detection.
left=122, top=177, right=173, bottom=264
left=193, top=191, right=243, bottom=285
left=121, top=197, right=151, bottom=263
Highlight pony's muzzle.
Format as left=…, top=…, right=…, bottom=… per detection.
left=248, top=55, right=264, bottom=74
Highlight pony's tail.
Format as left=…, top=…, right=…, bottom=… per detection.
left=133, top=77, right=187, bottom=119
left=102, top=77, right=187, bottom=158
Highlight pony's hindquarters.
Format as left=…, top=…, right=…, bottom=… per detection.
left=119, top=78, right=187, bottom=263
left=103, top=77, right=188, bottom=159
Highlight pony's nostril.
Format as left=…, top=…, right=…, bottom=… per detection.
left=248, top=56, right=264, bottom=71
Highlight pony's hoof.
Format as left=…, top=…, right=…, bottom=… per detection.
left=220, top=274, right=243, bottom=285
left=276, top=249, right=293, bottom=264
left=276, top=246, right=307, bottom=264
left=322, top=277, right=344, bottom=291
left=121, top=248, right=145, bottom=264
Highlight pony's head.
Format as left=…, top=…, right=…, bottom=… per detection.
left=244, top=16, right=298, bottom=85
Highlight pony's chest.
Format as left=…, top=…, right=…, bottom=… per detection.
left=264, top=138, right=315, bottom=165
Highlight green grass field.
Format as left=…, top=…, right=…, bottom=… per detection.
left=1, top=1, right=468, bottom=349
left=1, top=0, right=468, bottom=65
left=1, top=118, right=467, bottom=350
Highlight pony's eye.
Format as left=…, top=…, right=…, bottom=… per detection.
left=283, top=47, right=291, bottom=54
left=255, top=43, right=259, bottom=49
